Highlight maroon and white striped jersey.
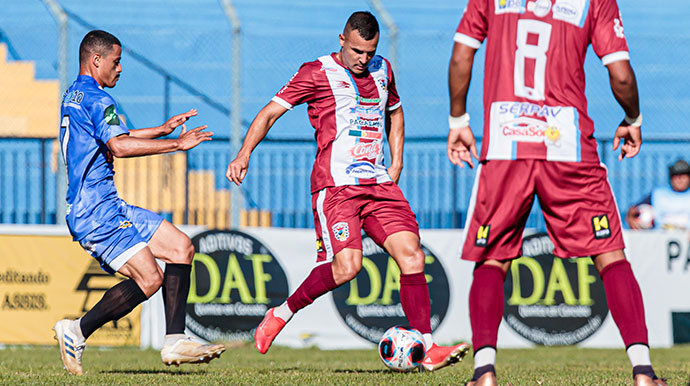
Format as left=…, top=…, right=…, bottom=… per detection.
left=272, top=53, right=400, bottom=193
left=455, top=0, right=629, bottom=162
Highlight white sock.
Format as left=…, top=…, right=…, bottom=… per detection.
left=71, top=319, right=85, bottom=343
left=272, top=302, right=294, bottom=322
left=423, top=333, right=433, bottom=349
left=164, top=333, right=186, bottom=346
left=627, top=344, right=651, bottom=367
left=473, top=347, right=497, bottom=369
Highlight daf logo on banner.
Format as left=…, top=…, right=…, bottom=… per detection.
left=188, top=230, right=289, bottom=342
left=331, top=236, right=450, bottom=344
left=503, top=233, right=608, bottom=345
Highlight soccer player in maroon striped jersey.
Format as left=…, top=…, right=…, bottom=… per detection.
left=227, top=11, right=468, bottom=372
left=447, top=0, right=664, bottom=384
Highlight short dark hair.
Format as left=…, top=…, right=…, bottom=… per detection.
left=344, top=11, right=379, bottom=40
left=79, top=30, right=121, bottom=65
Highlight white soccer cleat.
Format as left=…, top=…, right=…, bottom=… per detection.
left=161, top=337, right=226, bottom=366
left=53, top=319, right=86, bottom=376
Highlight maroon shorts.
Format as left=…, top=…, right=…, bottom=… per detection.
left=461, top=160, right=625, bottom=261
left=312, top=182, right=420, bottom=262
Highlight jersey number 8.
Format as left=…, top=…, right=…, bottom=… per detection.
left=514, top=19, right=552, bottom=101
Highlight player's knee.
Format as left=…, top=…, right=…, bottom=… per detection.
left=396, top=247, right=425, bottom=273
left=333, top=259, right=362, bottom=282
left=139, top=270, right=163, bottom=297
left=171, top=236, right=195, bottom=264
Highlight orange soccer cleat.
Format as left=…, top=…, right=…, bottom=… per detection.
left=254, top=308, right=287, bottom=354
left=421, top=342, right=470, bottom=372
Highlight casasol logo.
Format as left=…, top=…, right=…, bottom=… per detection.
left=188, top=230, right=289, bottom=342
left=331, top=236, right=450, bottom=344
left=503, top=233, right=608, bottom=345
left=475, top=225, right=490, bottom=247
left=591, top=215, right=611, bottom=239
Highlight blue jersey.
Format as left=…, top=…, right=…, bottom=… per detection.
left=59, top=75, right=129, bottom=240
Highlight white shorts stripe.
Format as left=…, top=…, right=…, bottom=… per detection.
left=316, top=189, right=334, bottom=261
left=109, top=241, right=147, bottom=273
left=458, top=164, right=483, bottom=259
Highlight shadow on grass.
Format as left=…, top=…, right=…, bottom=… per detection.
left=104, top=368, right=206, bottom=375
left=333, top=369, right=391, bottom=374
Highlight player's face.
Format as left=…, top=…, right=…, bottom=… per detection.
left=670, top=174, right=690, bottom=192
left=97, top=45, right=122, bottom=88
left=338, top=29, right=378, bottom=75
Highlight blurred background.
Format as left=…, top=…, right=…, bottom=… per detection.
left=0, top=0, right=688, bottom=230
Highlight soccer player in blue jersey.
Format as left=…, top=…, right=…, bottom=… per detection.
left=53, top=30, right=224, bottom=375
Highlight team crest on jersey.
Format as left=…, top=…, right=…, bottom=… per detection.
left=376, top=78, right=387, bottom=91
left=118, top=220, right=133, bottom=229
left=332, top=222, right=350, bottom=242
left=591, top=215, right=611, bottom=239
left=104, top=104, right=120, bottom=125
left=475, top=225, right=490, bottom=247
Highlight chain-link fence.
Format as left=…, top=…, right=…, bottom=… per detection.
left=0, top=0, right=687, bottom=229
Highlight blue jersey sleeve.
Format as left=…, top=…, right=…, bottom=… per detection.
left=89, top=94, right=129, bottom=144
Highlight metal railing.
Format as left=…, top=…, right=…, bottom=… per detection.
left=3, top=136, right=688, bottom=229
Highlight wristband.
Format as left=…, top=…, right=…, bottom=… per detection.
left=449, top=113, right=470, bottom=130
left=624, top=113, right=642, bottom=127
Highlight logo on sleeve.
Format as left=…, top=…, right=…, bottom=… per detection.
left=613, top=17, right=625, bottom=38
left=591, top=215, right=611, bottom=239
left=332, top=222, right=350, bottom=242
left=104, top=105, right=120, bottom=125
left=475, top=225, right=491, bottom=247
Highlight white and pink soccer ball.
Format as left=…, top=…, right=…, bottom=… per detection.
left=378, top=325, right=426, bottom=372
left=636, top=204, right=654, bottom=229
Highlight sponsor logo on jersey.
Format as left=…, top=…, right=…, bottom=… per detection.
left=320, top=65, right=339, bottom=72
left=332, top=222, right=350, bottom=242
left=527, top=0, right=551, bottom=17
left=591, top=215, right=611, bottom=239
left=336, top=80, right=351, bottom=89
left=348, top=129, right=383, bottom=140
left=356, top=96, right=381, bottom=104
left=331, top=236, right=450, bottom=343
left=349, top=118, right=382, bottom=128
left=188, top=230, right=289, bottom=342
left=345, top=161, right=376, bottom=179
left=350, top=141, right=382, bottom=160
left=552, top=0, right=586, bottom=26
left=544, top=126, right=561, bottom=147
left=552, top=2, right=577, bottom=18
left=503, top=233, right=608, bottom=345
left=498, top=102, right=563, bottom=118
left=475, top=224, right=490, bottom=247
left=350, top=106, right=383, bottom=119
left=117, top=220, right=132, bottom=229
left=104, top=105, right=120, bottom=125
left=496, top=0, right=525, bottom=14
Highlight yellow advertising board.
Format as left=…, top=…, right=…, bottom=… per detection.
left=0, top=234, right=140, bottom=346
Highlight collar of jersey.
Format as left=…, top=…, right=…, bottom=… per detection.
left=76, top=75, right=104, bottom=90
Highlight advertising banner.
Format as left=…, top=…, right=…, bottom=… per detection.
left=0, top=229, right=140, bottom=346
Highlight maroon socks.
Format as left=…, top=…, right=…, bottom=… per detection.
left=600, top=259, right=648, bottom=347
left=400, top=272, right=432, bottom=334
left=286, top=262, right=339, bottom=312
left=469, top=263, right=506, bottom=351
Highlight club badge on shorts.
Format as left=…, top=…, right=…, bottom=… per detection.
left=332, top=222, right=350, bottom=242
left=475, top=224, right=490, bottom=247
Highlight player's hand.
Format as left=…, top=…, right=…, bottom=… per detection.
left=226, top=155, right=250, bottom=186
left=162, top=109, right=198, bottom=135
left=387, top=164, right=402, bottom=184
left=612, top=123, right=642, bottom=161
left=625, top=206, right=643, bottom=230
left=176, top=124, right=212, bottom=151
left=447, top=126, right=479, bottom=168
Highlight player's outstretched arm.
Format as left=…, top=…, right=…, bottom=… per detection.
left=107, top=124, right=212, bottom=158
left=129, top=109, right=198, bottom=139
left=447, top=42, right=479, bottom=168
left=226, top=101, right=288, bottom=186
left=606, top=60, right=642, bottom=160
left=385, top=107, right=404, bottom=184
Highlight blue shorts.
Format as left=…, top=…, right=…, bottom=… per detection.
left=77, top=200, right=164, bottom=274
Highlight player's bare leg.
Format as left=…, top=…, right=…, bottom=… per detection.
left=594, top=250, right=664, bottom=385
left=255, top=248, right=357, bottom=354
left=384, top=231, right=470, bottom=372
left=148, top=220, right=225, bottom=365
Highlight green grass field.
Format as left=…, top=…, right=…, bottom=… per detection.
left=1, top=343, right=689, bottom=385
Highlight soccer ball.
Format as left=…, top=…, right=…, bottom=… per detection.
left=378, top=325, right=426, bottom=372
left=636, top=204, right=654, bottom=229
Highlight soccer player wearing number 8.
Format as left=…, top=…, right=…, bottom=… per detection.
left=227, top=12, right=469, bottom=372
left=447, top=0, right=665, bottom=385
left=54, top=30, right=223, bottom=375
